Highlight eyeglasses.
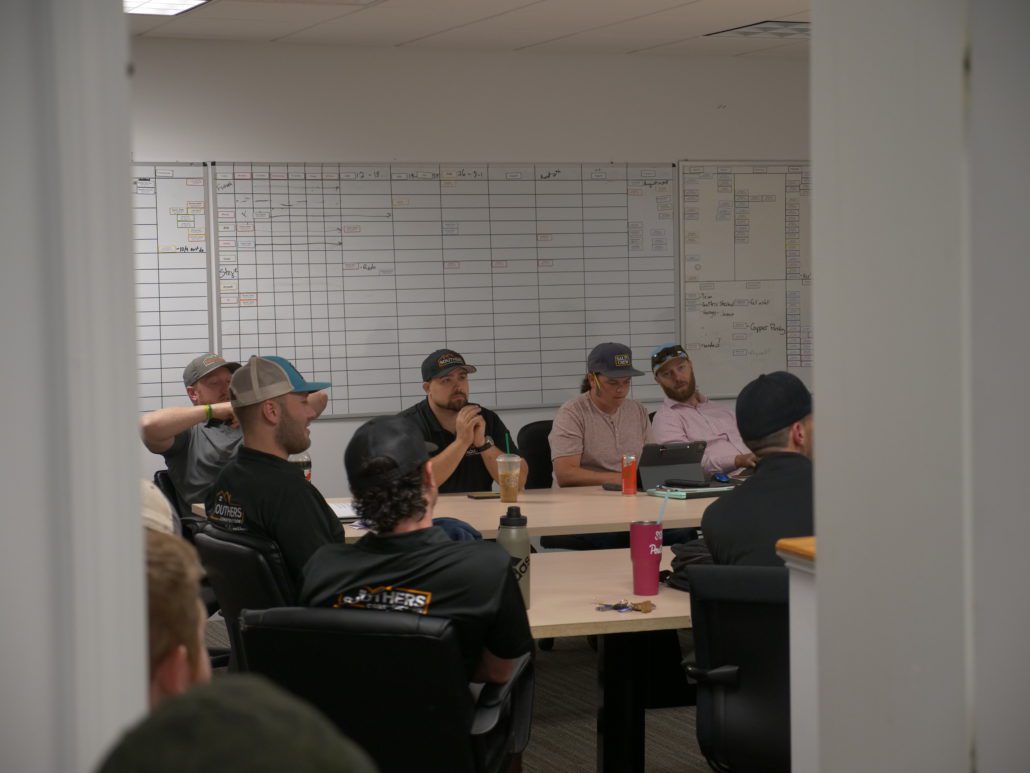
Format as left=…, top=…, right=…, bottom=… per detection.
left=650, top=345, right=689, bottom=373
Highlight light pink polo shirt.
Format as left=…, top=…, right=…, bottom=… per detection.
left=549, top=392, right=650, bottom=477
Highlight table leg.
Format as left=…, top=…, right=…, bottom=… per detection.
left=596, top=632, right=647, bottom=773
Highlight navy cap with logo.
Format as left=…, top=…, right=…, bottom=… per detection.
left=587, top=342, right=645, bottom=378
left=182, top=353, right=240, bottom=387
left=649, top=342, right=690, bottom=376
left=345, top=415, right=437, bottom=488
left=421, top=349, right=478, bottom=381
left=735, top=371, right=812, bottom=441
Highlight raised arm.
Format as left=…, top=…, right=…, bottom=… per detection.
left=139, top=402, right=236, bottom=454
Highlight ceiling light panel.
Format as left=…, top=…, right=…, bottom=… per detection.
left=124, top=0, right=209, bottom=14
left=706, top=20, right=810, bottom=39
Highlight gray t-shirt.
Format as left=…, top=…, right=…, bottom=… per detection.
left=548, top=392, right=650, bottom=476
left=163, top=421, right=243, bottom=506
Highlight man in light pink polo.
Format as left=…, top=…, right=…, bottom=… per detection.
left=648, top=343, right=757, bottom=476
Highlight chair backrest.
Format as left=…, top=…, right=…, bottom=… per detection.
left=240, top=607, right=480, bottom=773
left=193, top=525, right=295, bottom=661
left=516, top=420, right=553, bottom=489
left=686, top=565, right=791, bottom=773
left=152, top=469, right=191, bottom=538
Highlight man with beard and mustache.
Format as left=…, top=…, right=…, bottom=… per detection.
left=648, top=343, right=757, bottom=476
left=399, top=349, right=527, bottom=494
left=302, top=415, right=533, bottom=684
left=205, top=356, right=343, bottom=588
left=140, top=353, right=328, bottom=509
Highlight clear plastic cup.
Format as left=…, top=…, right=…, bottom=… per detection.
left=497, top=453, right=521, bottom=503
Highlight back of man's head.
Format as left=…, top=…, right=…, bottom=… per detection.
left=146, top=530, right=209, bottom=706
left=97, top=675, right=378, bottom=773
left=735, top=371, right=813, bottom=456
left=345, top=416, right=434, bottom=532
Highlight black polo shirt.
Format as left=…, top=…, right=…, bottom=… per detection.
left=398, top=399, right=520, bottom=494
left=300, top=527, right=533, bottom=680
left=205, top=446, right=345, bottom=589
left=701, top=452, right=814, bottom=566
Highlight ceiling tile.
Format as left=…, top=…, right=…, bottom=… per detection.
left=128, top=14, right=172, bottom=34
left=142, top=16, right=311, bottom=39
left=190, top=0, right=362, bottom=22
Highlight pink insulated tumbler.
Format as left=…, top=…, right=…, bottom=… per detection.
left=629, top=520, right=663, bottom=596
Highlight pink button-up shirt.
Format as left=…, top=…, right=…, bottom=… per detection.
left=649, top=394, right=751, bottom=475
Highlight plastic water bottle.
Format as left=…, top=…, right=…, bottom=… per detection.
left=497, top=506, right=530, bottom=609
left=288, top=451, right=312, bottom=481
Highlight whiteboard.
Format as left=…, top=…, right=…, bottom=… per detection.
left=211, top=162, right=679, bottom=417
left=679, top=161, right=812, bottom=396
left=132, top=162, right=213, bottom=411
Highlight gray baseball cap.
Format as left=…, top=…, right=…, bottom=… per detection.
left=230, top=355, right=331, bottom=408
left=182, top=353, right=240, bottom=387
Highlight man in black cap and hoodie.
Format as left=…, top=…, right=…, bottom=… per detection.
left=701, top=371, right=814, bottom=566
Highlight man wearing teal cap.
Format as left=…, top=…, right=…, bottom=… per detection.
left=205, top=356, right=343, bottom=588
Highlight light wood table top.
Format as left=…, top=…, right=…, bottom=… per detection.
left=343, top=487, right=713, bottom=541
left=776, top=536, right=816, bottom=562
left=526, top=547, right=691, bottom=638
left=193, top=486, right=715, bottom=542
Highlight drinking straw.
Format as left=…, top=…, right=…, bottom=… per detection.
left=656, top=491, right=671, bottom=526
left=505, top=433, right=511, bottom=454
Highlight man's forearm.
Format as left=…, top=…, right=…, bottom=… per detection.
left=139, top=405, right=208, bottom=452
left=555, top=463, right=620, bottom=488
left=430, top=439, right=469, bottom=486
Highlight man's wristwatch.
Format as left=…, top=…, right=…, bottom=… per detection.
left=472, top=436, right=494, bottom=453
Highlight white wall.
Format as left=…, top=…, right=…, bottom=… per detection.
left=130, top=39, right=808, bottom=495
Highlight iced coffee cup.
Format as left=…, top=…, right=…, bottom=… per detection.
left=497, top=453, right=521, bottom=503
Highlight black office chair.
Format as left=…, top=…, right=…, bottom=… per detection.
left=152, top=469, right=205, bottom=542
left=685, top=565, right=790, bottom=773
left=239, top=607, right=534, bottom=773
left=193, top=525, right=295, bottom=670
left=516, top=419, right=553, bottom=490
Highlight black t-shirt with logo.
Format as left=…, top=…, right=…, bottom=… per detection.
left=205, top=446, right=345, bottom=589
left=398, top=399, right=520, bottom=494
left=300, top=527, right=533, bottom=679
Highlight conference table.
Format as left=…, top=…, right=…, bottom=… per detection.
left=528, top=547, right=694, bottom=773
left=191, top=486, right=714, bottom=540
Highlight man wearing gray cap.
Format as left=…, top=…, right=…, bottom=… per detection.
left=205, top=356, right=342, bottom=588
left=549, top=342, right=650, bottom=488
left=701, top=371, right=814, bottom=566
left=140, top=353, right=328, bottom=508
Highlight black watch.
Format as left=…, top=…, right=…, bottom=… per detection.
left=472, top=436, right=494, bottom=453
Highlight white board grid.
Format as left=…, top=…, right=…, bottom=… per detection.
left=213, top=162, right=678, bottom=418
left=679, top=161, right=812, bottom=396
left=133, top=162, right=212, bottom=412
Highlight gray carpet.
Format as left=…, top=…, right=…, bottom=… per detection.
left=206, top=618, right=712, bottom=772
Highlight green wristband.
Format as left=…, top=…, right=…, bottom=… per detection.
left=205, top=404, right=213, bottom=420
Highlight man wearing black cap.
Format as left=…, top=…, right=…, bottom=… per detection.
left=701, top=371, right=814, bottom=566
left=398, top=348, right=527, bottom=494
left=301, top=415, right=533, bottom=684
left=206, top=356, right=343, bottom=588
left=549, top=342, right=650, bottom=488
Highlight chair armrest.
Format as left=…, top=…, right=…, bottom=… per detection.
left=685, top=663, right=740, bottom=686
left=470, top=653, right=532, bottom=735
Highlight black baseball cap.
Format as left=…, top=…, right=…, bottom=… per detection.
left=587, top=342, right=645, bottom=378
left=345, top=415, right=437, bottom=488
left=735, top=371, right=812, bottom=441
left=421, top=349, right=478, bottom=381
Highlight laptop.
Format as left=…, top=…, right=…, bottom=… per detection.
left=638, top=441, right=737, bottom=495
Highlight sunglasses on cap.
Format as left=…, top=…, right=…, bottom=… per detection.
left=650, top=345, right=689, bottom=374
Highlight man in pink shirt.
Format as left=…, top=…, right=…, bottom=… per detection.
left=649, top=343, right=757, bottom=476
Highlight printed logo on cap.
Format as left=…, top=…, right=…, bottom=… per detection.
left=614, top=353, right=630, bottom=367
left=202, top=355, right=225, bottom=367
left=437, top=353, right=463, bottom=368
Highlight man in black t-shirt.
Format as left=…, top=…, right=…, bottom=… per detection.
left=301, top=415, right=533, bottom=684
left=398, top=349, right=528, bottom=494
left=701, top=371, right=815, bottom=566
left=206, top=356, right=344, bottom=589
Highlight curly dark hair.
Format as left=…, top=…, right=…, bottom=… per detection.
left=350, top=459, right=428, bottom=533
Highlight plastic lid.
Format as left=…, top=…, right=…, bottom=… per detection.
left=499, top=505, right=527, bottom=527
